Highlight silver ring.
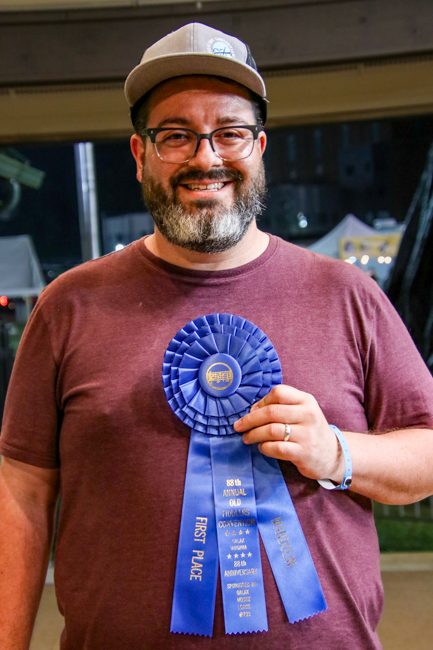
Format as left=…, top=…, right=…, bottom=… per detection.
left=284, top=423, right=291, bottom=442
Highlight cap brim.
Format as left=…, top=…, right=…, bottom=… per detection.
left=124, top=52, right=266, bottom=107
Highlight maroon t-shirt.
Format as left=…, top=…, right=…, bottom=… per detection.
left=2, top=235, right=433, bottom=650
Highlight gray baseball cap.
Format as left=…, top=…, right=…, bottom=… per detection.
left=125, top=22, right=268, bottom=124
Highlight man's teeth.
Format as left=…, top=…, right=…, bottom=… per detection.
left=185, top=182, right=225, bottom=191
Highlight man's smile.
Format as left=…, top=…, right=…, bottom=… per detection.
left=183, top=182, right=226, bottom=191
left=176, top=179, right=235, bottom=199
left=170, top=166, right=242, bottom=195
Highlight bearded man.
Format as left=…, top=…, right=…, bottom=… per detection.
left=1, top=23, right=433, bottom=650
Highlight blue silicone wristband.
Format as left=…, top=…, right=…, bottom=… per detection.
left=317, top=425, right=352, bottom=491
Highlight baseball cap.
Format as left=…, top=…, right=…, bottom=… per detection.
left=125, top=22, right=268, bottom=125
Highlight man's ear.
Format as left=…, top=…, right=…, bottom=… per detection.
left=258, top=130, right=267, bottom=156
left=130, top=134, right=145, bottom=182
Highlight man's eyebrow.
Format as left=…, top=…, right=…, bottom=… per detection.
left=157, top=117, right=191, bottom=128
left=155, top=116, right=252, bottom=128
left=216, top=116, right=251, bottom=126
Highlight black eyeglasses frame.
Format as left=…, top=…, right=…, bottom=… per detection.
left=141, top=125, right=261, bottom=163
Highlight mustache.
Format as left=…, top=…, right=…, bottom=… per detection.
left=170, top=167, right=243, bottom=188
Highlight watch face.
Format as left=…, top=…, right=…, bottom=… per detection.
left=343, top=477, right=352, bottom=488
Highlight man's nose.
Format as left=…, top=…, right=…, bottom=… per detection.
left=188, top=137, right=223, bottom=169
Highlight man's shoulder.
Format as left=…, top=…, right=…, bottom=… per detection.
left=274, top=236, right=381, bottom=295
left=37, top=241, right=141, bottom=309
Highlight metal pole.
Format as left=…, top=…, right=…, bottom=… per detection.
left=23, top=296, right=32, bottom=320
left=74, top=142, right=101, bottom=262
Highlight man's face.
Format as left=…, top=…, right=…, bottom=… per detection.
left=130, top=76, right=267, bottom=253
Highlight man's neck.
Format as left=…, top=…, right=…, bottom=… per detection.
left=144, top=223, right=269, bottom=271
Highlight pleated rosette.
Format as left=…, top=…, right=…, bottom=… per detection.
left=162, top=313, right=283, bottom=434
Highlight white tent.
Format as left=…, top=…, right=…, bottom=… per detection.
left=308, top=214, right=377, bottom=259
left=0, top=235, right=45, bottom=297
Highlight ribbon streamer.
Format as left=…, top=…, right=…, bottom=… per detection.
left=170, top=433, right=218, bottom=636
left=163, top=314, right=326, bottom=636
left=211, top=435, right=268, bottom=635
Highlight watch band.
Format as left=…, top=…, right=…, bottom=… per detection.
left=317, top=425, right=352, bottom=491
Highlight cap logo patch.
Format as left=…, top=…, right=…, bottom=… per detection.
left=207, top=38, right=235, bottom=58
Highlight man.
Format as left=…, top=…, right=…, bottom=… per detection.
left=1, top=22, right=433, bottom=650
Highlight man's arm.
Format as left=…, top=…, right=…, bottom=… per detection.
left=0, top=456, right=60, bottom=650
left=338, top=427, right=433, bottom=504
left=234, top=385, right=433, bottom=505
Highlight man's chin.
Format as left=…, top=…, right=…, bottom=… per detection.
left=152, top=203, right=254, bottom=254
left=168, top=233, right=248, bottom=255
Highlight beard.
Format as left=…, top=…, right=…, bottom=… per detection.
left=140, top=162, right=266, bottom=254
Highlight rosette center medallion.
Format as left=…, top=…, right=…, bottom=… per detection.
left=199, top=353, right=241, bottom=397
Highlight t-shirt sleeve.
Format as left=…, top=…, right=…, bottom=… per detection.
left=364, top=286, right=433, bottom=432
left=0, top=297, right=60, bottom=468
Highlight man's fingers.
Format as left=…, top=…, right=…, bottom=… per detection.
left=242, top=422, right=293, bottom=445
left=258, top=440, right=303, bottom=464
left=234, top=404, right=306, bottom=433
left=251, top=384, right=307, bottom=410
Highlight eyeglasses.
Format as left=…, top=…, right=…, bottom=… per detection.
left=141, top=125, right=261, bottom=163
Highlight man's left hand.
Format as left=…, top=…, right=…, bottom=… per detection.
left=234, top=385, right=344, bottom=482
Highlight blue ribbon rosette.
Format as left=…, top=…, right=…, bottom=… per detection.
left=163, top=314, right=326, bottom=636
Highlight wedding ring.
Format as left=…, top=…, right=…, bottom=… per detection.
left=284, top=423, right=291, bottom=442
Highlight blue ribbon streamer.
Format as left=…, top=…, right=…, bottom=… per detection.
left=170, top=432, right=218, bottom=636
left=252, top=447, right=327, bottom=622
left=211, top=436, right=268, bottom=634
left=164, top=314, right=327, bottom=636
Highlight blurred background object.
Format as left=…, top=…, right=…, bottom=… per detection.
left=0, top=148, right=45, bottom=220
left=386, top=144, right=433, bottom=372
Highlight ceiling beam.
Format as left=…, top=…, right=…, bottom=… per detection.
left=1, top=0, right=433, bottom=86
